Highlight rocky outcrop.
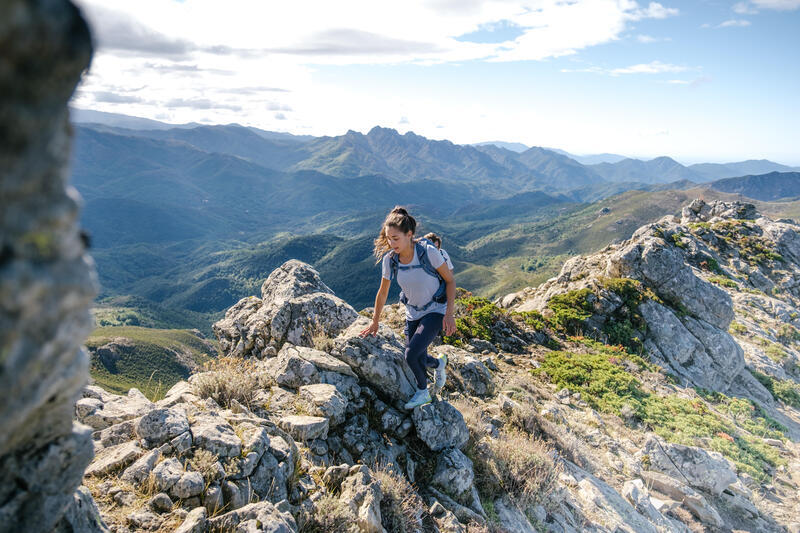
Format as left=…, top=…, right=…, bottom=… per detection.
left=506, top=200, right=760, bottom=393
left=0, top=1, right=100, bottom=531
left=213, top=260, right=359, bottom=358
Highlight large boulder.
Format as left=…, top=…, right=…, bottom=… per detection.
left=135, top=407, right=190, bottom=448
left=432, top=345, right=495, bottom=397
left=213, top=260, right=359, bottom=358
left=636, top=435, right=737, bottom=496
left=331, top=317, right=418, bottom=406
left=412, top=401, right=469, bottom=451
left=639, top=301, right=745, bottom=391
left=0, top=7, right=97, bottom=523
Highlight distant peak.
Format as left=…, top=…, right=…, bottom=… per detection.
left=367, top=125, right=399, bottom=136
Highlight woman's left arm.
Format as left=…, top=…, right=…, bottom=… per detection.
left=437, top=263, right=457, bottom=336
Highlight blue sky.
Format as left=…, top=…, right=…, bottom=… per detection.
left=72, top=0, right=800, bottom=164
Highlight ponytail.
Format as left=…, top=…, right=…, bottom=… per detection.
left=373, top=206, right=417, bottom=263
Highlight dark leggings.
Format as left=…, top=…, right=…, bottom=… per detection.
left=404, top=312, right=443, bottom=390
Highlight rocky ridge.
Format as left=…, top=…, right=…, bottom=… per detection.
left=81, top=202, right=800, bottom=532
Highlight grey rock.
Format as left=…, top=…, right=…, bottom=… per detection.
left=637, top=435, right=737, bottom=496
left=121, top=448, right=161, bottom=485
left=264, top=346, right=319, bottom=388
left=152, top=457, right=184, bottom=492
left=339, top=467, right=383, bottom=533
left=203, top=483, right=224, bottom=515
left=494, top=496, right=537, bottom=533
left=298, top=383, right=348, bottom=426
left=190, top=410, right=242, bottom=458
left=331, top=317, right=419, bottom=405
left=432, top=448, right=475, bottom=499
left=126, top=510, right=163, bottom=531
left=76, top=389, right=154, bottom=430
left=51, top=486, right=110, bottom=533
left=222, top=479, right=255, bottom=511
left=412, top=401, right=469, bottom=451
left=135, top=408, right=190, bottom=448
left=93, top=419, right=137, bottom=448
left=278, top=415, right=329, bottom=441
left=148, top=493, right=173, bottom=513
left=85, top=441, right=143, bottom=477
left=213, top=261, right=358, bottom=357
left=284, top=344, right=356, bottom=377
left=174, top=507, right=207, bottom=533
left=208, top=501, right=297, bottom=533
left=319, top=371, right=362, bottom=400
left=171, top=471, right=205, bottom=499
left=434, top=345, right=495, bottom=397
left=0, top=5, right=97, bottom=530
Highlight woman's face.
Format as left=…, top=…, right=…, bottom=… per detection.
left=385, top=225, right=413, bottom=254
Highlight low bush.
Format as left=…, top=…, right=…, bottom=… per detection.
left=750, top=369, right=800, bottom=409
left=193, top=357, right=267, bottom=409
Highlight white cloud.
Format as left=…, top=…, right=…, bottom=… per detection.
left=562, top=60, right=692, bottom=76
left=718, top=19, right=752, bottom=27
left=752, top=0, right=800, bottom=10
left=731, top=0, right=800, bottom=13
left=70, top=0, right=682, bottom=131
left=733, top=2, right=759, bottom=14
left=636, top=34, right=658, bottom=43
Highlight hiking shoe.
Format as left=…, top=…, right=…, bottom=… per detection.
left=434, top=352, right=448, bottom=391
left=404, top=388, right=432, bottom=410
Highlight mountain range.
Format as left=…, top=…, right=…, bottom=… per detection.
left=69, top=109, right=800, bottom=332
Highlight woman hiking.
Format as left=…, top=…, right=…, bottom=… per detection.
left=359, top=206, right=457, bottom=410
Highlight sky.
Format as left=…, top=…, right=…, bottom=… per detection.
left=71, top=0, right=800, bottom=165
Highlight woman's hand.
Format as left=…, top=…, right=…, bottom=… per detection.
left=443, top=313, right=456, bottom=336
left=359, top=320, right=380, bottom=337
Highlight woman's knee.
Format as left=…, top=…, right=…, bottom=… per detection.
left=405, top=346, right=416, bottom=364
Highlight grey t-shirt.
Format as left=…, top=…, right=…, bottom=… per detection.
left=382, top=243, right=447, bottom=321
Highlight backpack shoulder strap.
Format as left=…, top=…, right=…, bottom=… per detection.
left=388, top=251, right=399, bottom=281
left=415, top=240, right=442, bottom=280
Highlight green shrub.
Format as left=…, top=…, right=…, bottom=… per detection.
left=750, top=369, right=800, bottom=409
left=729, top=321, right=747, bottom=335
left=546, top=289, right=594, bottom=334
left=670, top=232, right=687, bottom=249
left=512, top=310, right=546, bottom=331
left=709, top=276, right=738, bottom=289
left=443, top=295, right=507, bottom=345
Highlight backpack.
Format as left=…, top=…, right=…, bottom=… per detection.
left=388, top=238, right=447, bottom=312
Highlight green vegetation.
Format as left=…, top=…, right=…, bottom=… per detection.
left=545, top=289, right=594, bottom=334
left=533, top=347, right=786, bottom=480
left=729, top=321, right=748, bottom=335
left=443, top=294, right=504, bottom=344
left=777, top=323, right=800, bottom=343
left=709, top=275, right=738, bottom=289
left=670, top=232, right=687, bottom=249
left=87, top=326, right=215, bottom=400
left=711, top=220, right=784, bottom=266
left=750, top=369, right=800, bottom=409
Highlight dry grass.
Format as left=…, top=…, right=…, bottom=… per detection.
left=83, top=473, right=183, bottom=533
left=452, top=396, right=560, bottom=524
left=187, top=449, right=219, bottom=484
left=192, top=356, right=268, bottom=408
left=298, top=493, right=359, bottom=533
left=309, top=317, right=336, bottom=353
left=372, top=463, right=433, bottom=533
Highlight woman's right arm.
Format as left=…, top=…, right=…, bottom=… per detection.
left=359, top=277, right=391, bottom=337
